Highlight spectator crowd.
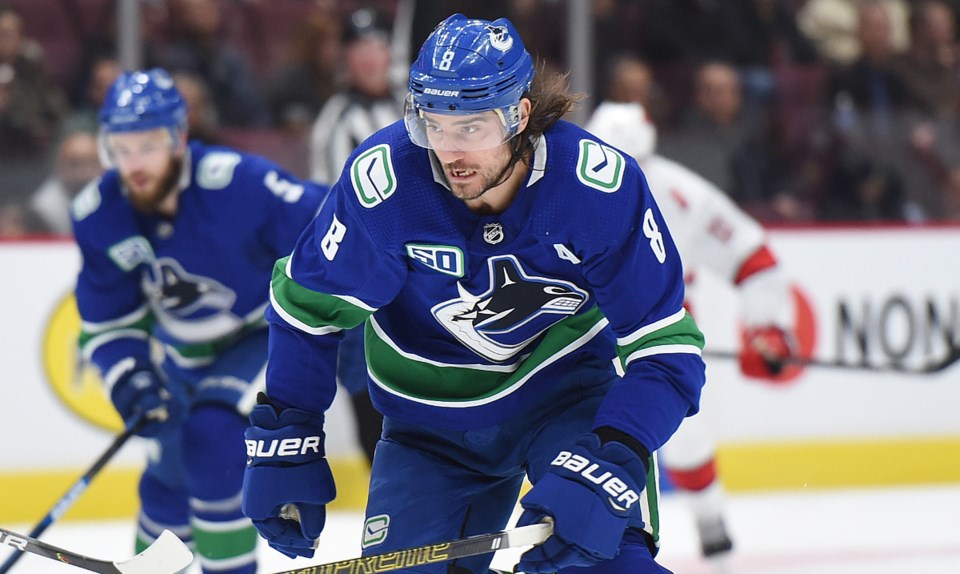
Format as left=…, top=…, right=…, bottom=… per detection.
left=4, top=0, right=960, bottom=235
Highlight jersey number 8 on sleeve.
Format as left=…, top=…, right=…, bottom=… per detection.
left=321, top=215, right=347, bottom=261
left=642, top=208, right=666, bottom=264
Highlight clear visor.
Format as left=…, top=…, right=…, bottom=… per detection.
left=404, top=93, right=521, bottom=152
left=97, top=126, right=182, bottom=169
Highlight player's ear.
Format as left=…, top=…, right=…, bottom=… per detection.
left=517, top=98, right=532, bottom=134
left=174, top=129, right=188, bottom=155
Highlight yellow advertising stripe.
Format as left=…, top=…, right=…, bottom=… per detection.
left=717, top=435, right=960, bottom=491
left=4, top=438, right=960, bottom=523
left=0, top=457, right=371, bottom=523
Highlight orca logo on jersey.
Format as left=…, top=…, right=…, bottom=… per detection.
left=432, top=255, right=588, bottom=362
left=550, top=450, right=640, bottom=513
left=142, top=258, right=236, bottom=315
left=140, top=258, right=241, bottom=341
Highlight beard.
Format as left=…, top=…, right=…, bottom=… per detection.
left=442, top=147, right=515, bottom=201
left=122, top=156, right=183, bottom=214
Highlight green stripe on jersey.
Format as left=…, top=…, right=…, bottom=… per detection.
left=78, top=312, right=154, bottom=352
left=167, top=321, right=264, bottom=360
left=366, top=306, right=608, bottom=402
left=271, top=257, right=372, bottom=330
left=616, top=312, right=704, bottom=370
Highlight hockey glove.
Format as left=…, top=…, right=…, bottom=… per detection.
left=241, top=395, right=335, bottom=559
left=516, top=433, right=648, bottom=573
left=740, top=326, right=795, bottom=380
left=110, top=368, right=183, bottom=438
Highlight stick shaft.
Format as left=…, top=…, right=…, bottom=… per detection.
left=268, top=523, right=552, bottom=574
left=702, top=349, right=959, bottom=374
left=0, top=417, right=144, bottom=574
left=0, top=525, right=122, bottom=573
left=0, top=527, right=192, bottom=574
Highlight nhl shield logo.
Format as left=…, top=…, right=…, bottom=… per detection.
left=483, top=223, right=504, bottom=244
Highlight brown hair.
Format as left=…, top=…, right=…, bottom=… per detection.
left=512, top=62, right=584, bottom=167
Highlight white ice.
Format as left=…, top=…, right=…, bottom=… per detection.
left=2, top=484, right=959, bottom=573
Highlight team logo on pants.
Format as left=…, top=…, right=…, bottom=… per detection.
left=362, top=514, right=390, bottom=548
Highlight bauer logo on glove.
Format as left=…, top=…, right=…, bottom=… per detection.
left=550, top=450, right=641, bottom=512
left=245, top=436, right=323, bottom=460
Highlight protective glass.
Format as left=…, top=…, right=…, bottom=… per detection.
left=404, top=93, right=521, bottom=152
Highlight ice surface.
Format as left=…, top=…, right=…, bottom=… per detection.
left=2, top=485, right=958, bottom=573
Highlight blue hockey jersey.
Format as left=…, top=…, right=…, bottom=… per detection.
left=267, top=120, right=706, bottom=453
left=71, top=141, right=326, bottom=384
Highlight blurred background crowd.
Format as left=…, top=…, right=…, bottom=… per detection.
left=4, top=0, right=960, bottom=235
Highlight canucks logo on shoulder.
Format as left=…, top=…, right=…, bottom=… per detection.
left=432, top=255, right=588, bottom=362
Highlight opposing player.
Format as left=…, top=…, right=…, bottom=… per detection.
left=71, top=68, right=327, bottom=574
left=586, top=101, right=799, bottom=562
left=241, top=14, right=705, bottom=574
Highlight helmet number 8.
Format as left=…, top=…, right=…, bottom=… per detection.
left=438, top=50, right=456, bottom=71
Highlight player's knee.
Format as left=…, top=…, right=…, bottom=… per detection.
left=138, top=472, right=189, bottom=527
left=182, top=404, right=248, bottom=492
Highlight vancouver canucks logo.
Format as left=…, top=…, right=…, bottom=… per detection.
left=486, top=25, right=514, bottom=52
left=432, top=255, right=588, bottom=362
left=141, top=258, right=236, bottom=318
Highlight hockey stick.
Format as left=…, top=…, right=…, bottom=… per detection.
left=0, top=527, right=193, bottom=574
left=0, top=416, right=148, bottom=574
left=702, top=348, right=960, bottom=374
left=267, top=521, right=553, bottom=574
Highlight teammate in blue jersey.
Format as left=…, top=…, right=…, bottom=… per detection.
left=241, top=14, right=706, bottom=574
left=71, top=68, right=327, bottom=574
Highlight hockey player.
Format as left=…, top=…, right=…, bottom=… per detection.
left=241, top=14, right=705, bottom=574
left=71, top=68, right=327, bottom=574
left=586, top=101, right=799, bottom=562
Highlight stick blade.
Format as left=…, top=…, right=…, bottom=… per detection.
left=501, top=522, right=552, bottom=548
left=114, top=530, right=193, bottom=574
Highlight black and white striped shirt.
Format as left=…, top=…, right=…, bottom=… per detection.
left=308, top=89, right=405, bottom=185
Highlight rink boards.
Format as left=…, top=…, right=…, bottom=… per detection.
left=1, top=226, right=959, bottom=521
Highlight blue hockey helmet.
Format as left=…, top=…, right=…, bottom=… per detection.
left=97, top=68, right=188, bottom=167
left=98, top=68, right=188, bottom=135
left=405, top=13, right=535, bottom=151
